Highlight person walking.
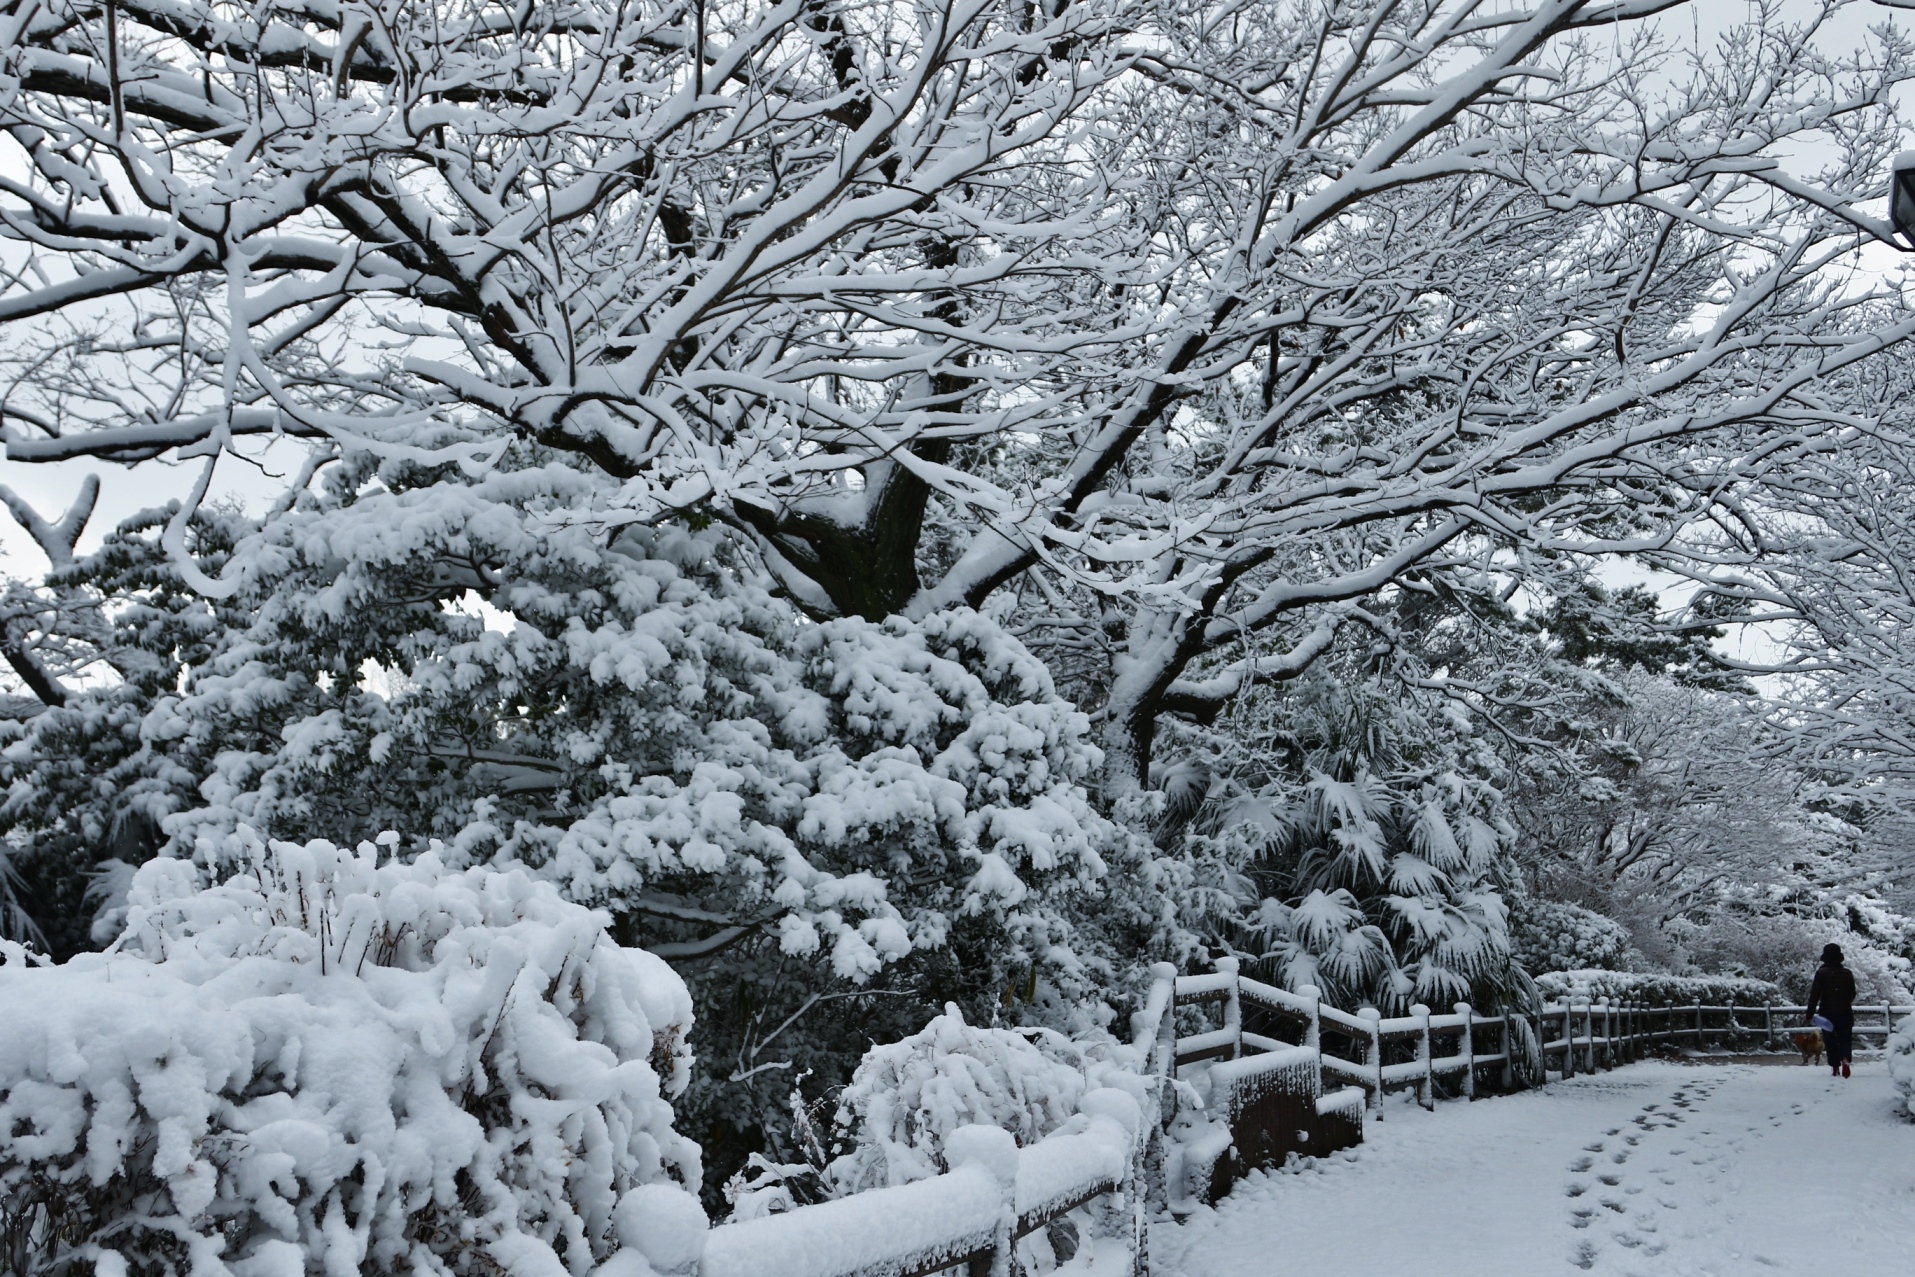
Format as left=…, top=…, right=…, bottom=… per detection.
left=1806, top=943, right=1858, bottom=1078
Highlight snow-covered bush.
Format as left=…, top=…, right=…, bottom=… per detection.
left=724, top=1004, right=1140, bottom=1218
left=1508, top=896, right=1633, bottom=975
left=1532, top=970, right=1780, bottom=1007
left=1887, top=1017, right=1915, bottom=1118
left=823, top=1005, right=1137, bottom=1194
left=0, top=468, right=1163, bottom=1195
left=0, top=838, right=703, bottom=1277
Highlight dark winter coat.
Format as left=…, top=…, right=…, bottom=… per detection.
left=1807, top=961, right=1857, bottom=1022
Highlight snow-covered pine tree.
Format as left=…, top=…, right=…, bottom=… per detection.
left=1, top=448, right=1180, bottom=1192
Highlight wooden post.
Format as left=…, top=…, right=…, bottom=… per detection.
left=1143, top=962, right=1177, bottom=1222
left=1599, top=998, right=1612, bottom=1069
left=1301, top=983, right=1323, bottom=1054
left=1217, top=955, right=1242, bottom=1060
left=1764, top=1002, right=1774, bottom=1049
left=1727, top=997, right=1736, bottom=1051
left=1695, top=1000, right=1704, bottom=1049
left=1457, top=1002, right=1476, bottom=1099
left=1561, top=1001, right=1575, bottom=1080
left=1500, top=1005, right=1516, bottom=1092
left=952, top=1130, right=1017, bottom=1277
left=1360, top=1007, right=1384, bottom=1119
left=1413, top=1003, right=1434, bottom=1110
left=1298, top=983, right=1324, bottom=1100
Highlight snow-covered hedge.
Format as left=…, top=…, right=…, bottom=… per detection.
left=0, top=838, right=705, bottom=1277
left=1887, top=1017, right=1915, bottom=1118
left=1508, top=896, right=1632, bottom=975
left=1533, top=969, right=1781, bottom=1007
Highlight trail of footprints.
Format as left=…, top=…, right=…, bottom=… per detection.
left=1563, top=1073, right=1752, bottom=1271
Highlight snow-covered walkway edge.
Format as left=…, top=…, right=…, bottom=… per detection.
left=1158, top=1061, right=1915, bottom=1275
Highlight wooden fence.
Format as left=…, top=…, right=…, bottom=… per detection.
left=691, top=961, right=1914, bottom=1277
left=1168, top=959, right=1915, bottom=1117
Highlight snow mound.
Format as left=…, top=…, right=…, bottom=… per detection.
left=0, top=836, right=701, bottom=1277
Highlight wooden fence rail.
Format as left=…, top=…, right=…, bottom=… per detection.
left=690, top=962, right=1913, bottom=1277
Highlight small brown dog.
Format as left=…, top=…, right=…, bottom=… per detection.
left=1792, top=1029, right=1825, bottom=1065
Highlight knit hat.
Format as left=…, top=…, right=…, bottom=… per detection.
left=1822, top=943, right=1845, bottom=964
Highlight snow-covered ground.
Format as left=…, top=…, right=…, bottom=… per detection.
left=1158, top=1058, right=1915, bottom=1276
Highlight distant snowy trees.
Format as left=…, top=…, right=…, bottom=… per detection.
left=6, top=0, right=1915, bottom=1202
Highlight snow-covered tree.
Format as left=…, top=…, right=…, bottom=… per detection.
left=5, top=0, right=1915, bottom=796
left=0, top=453, right=1185, bottom=1193
left=9, top=0, right=1915, bottom=1202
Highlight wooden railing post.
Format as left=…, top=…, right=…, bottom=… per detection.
left=1144, top=962, right=1177, bottom=1222
left=1413, top=1003, right=1433, bottom=1110
left=1457, top=1002, right=1476, bottom=1099
left=1598, top=998, right=1611, bottom=1070
left=1561, top=1000, right=1575, bottom=1080
left=949, top=1128, right=1017, bottom=1277
left=1217, top=955, right=1242, bottom=1060
left=1301, top=984, right=1323, bottom=1055
left=1500, top=1005, right=1515, bottom=1091
left=1764, top=1002, right=1774, bottom=1049
left=1360, top=1007, right=1384, bottom=1119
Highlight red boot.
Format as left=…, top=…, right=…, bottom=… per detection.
left=1842, top=1060, right=1851, bottom=1078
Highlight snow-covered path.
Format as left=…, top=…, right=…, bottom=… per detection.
left=1157, top=1060, right=1915, bottom=1275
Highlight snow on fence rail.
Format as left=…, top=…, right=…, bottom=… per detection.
left=689, top=966, right=1915, bottom=1277
left=701, top=1099, right=1145, bottom=1277
left=1166, top=957, right=1915, bottom=1120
